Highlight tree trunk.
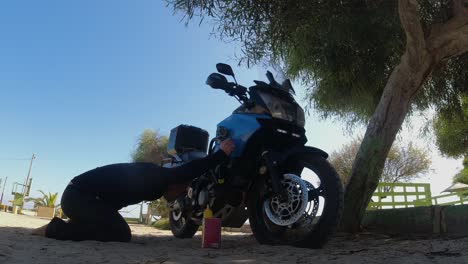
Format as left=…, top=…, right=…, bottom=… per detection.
left=339, top=0, right=468, bottom=233
left=340, top=50, right=434, bottom=233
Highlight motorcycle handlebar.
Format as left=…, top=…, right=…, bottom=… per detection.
left=226, top=84, right=247, bottom=97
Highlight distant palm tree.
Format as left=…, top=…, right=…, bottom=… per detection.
left=25, top=190, right=59, bottom=208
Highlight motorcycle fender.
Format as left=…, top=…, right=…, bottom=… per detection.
left=262, top=146, right=328, bottom=195
left=280, top=146, right=329, bottom=163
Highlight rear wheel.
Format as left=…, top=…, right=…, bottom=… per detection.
left=169, top=201, right=199, bottom=238
left=248, top=155, right=343, bottom=248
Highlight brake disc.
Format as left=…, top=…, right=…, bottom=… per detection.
left=263, top=173, right=309, bottom=226
left=296, top=180, right=320, bottom=228
left=170, top=200, right=183, bottom=221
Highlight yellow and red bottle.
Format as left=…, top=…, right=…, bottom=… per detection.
left=203, top=206, right=213, bottom=218
left=202, top=206, right=221, bottom=249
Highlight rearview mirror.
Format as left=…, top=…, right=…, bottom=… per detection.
left=216, top=63, right=235, bottom=77
left=206, top=73, right=229, bottom=90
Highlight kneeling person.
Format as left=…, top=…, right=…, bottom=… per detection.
left=33, top=139, right=235, bottom=242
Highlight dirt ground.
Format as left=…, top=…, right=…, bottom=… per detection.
left=1, top=212, right=467, bottom=264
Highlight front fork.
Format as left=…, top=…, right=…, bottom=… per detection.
left=262, top=151, right=289, bottom=202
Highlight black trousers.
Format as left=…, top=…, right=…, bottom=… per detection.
left=44, top=151, right=227, bottom=242
left=45, top=184, right=131, bottom=242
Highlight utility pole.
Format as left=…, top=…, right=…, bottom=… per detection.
left=21, top=154, right=35, bottom=208
left=139, top=202, right=144, bottom=224
left=0, top=177, right=6, bottom=205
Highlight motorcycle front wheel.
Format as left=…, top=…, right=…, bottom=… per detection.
left=248, top=155, right=344, bottom=248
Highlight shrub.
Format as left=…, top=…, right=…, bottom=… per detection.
left=152, top=218, right=170, bottom=230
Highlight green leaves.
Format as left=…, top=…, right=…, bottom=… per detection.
left=24, top=190, right=58, bottom=208
left=167, top=0, right=467, bottom=126
left=453, top=157, right=468, bottom=184
left=148, top=198, right=170, bottom=218
left=330, top=138, right=431, bottom=186
left=433, top=96, right=468, bottom=158
left=131, top=129, right=169, bottom=164
left=131, top=129, right=170, bottom=222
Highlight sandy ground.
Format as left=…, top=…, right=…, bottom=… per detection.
left=1, top=212, right=468, bottom=264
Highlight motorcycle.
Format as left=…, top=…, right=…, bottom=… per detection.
left=165, top=63, right=343, bottom=248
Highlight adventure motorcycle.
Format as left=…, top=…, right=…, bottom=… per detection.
left=165, top=63, right=343, bottom=248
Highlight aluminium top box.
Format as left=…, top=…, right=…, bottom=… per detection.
left=167, top=125, right=209, bottom=156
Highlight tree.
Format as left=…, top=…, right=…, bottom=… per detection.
left=148, top=199, right=170, bottom=218
left=131, top=129, right=168, bottom=165
left=433, top=96, right=467, bottom=185
left=330, top=139, right=431, bottom=186
left=131, top=129, right=170, bottom=220
left=25, top=190, right=59, bottom=208
left=433, top=96, right=468, bottom=158
left=453, top=157, right=468, bottom=184
left=168, top=0, right=468, bottom=232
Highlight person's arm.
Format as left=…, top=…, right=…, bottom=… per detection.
left=164, top=139, right=235, bottom=184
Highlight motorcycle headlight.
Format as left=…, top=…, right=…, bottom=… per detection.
left=258, top=91, right=305, bottom=127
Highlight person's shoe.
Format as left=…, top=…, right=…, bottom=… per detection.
left=31, top=224, right=48, bottom=236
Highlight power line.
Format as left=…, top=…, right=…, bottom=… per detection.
left=0, top=158, right=32, bottom=161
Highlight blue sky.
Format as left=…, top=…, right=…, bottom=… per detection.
left=0, top=0, right=245, bottom=204
left=0, top=1, right=462, bottom=211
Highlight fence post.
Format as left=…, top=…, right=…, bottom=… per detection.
left=377, top=185, right=382, bottom=210
left=403, top=186, right=408, bottom=208
left=425, top=184, right=432, bottom=206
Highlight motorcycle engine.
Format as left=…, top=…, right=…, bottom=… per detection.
left=196, top=187, right=210, bottom=208
left=187, top=175, right=216, bottom=216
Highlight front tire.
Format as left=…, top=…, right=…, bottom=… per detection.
left=248, top=155, right=344, bottom=248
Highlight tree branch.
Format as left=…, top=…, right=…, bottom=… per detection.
left=454, top=0, right=468, bottom=20
left=431, top=23, right=468, bottom=60
left=398, top=0, right=427, bottom=66
left=427, top=0, right=468, bottom=59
